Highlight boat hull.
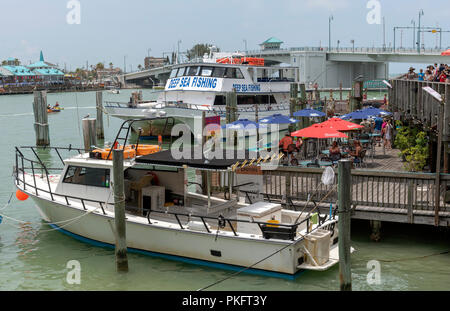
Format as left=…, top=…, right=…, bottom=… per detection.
left=31, top=195, right=305, bottom=276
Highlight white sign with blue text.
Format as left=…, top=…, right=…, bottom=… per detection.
left=165, top=76, right=223, bottom=91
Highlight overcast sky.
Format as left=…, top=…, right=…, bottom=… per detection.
left=1, top=0, right=449, bottom=74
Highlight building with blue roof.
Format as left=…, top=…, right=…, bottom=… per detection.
left=0, top=51, right=64, bottom=85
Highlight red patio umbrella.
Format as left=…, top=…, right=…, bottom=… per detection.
left=291, top=124, right=348, bottom=139
left=441, top=49, right=450, bottom=56
left=319, top=117, right=364, bottom=131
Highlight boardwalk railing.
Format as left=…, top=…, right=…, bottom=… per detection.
left=389, top=79, right=450, bottom=133
left=261, top=167, right=450, bottom=225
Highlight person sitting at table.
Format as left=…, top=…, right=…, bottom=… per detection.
left=295, top=137, right=303, bottom=152
left=328, top=141, right=341, bottom=162
left=349, top=140, right=363, bottom=161
left=279, top=132, right=293, bottom=156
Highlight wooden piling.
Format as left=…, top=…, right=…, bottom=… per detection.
left=96, top=91, right=104, bottom=140
left=112, top=149, right=128, bottom=272
left=82, top=118, right=97, bottom=152
left=299, top=83, right=307, bottom=130
left=338, top=159, right=352, bottom=291
left=289, top=83, right=298, bottom=132
left=33, top=91, right=50, bottom=146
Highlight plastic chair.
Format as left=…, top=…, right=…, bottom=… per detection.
left=353, top=149, right=367, bottom=168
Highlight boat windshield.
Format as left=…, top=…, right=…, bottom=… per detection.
left=186, top=66, right=200, bottom=76
left=176, top=67, right=187, bottom=77
left=224, top=68, right=244, bottom=79
left=169, top=68, right=178, bottom=78
left=200, top=66, right=213, bottom=77
left=212, top=67, right=226, bottom=77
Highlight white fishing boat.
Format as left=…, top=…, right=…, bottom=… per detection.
left=13, top=119, right=345, bottom=278
left=105, top=53, right=298, bottom=138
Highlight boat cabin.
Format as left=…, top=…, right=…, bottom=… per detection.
left=161, top=62, right=299, bottom=107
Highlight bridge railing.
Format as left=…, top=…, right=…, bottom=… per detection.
left=246, top=46, right=446, bottom=55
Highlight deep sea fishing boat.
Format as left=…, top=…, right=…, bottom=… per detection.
left=105, top=53, right=298, bottom=138
left=13, top=119, right=343, bottom=278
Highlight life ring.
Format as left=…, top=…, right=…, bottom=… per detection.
left=128, top=144, right=161, bottom=156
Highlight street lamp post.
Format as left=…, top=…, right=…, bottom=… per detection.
left=417, top=9, right=424, bottom=53
left=329, top=15, right=334, bottom=51
left=243, top=39, right=248, bottom=54
left=147, top=48, right=151, bottom=58
left=411, top=20, right=416, bottom=49
left=337, top=40, right=340, bottom=51
left=351, top=40, right=355, bottom=53
left=123, top=55, right=127, bottom=73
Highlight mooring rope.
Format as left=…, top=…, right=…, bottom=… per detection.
left=197, top=186, right=338, bottom=291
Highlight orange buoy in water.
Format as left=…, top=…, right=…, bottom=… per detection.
left=16, top=190, right=29, bottom=201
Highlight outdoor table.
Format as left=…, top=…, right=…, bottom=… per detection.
left=300, top=160, right=333, bottom=167
left=321, top=150, right=348, bottom=156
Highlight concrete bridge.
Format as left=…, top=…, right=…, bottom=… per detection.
left=119, top=46, right=450, bottom=89
left=246, top=47, right=449, bottom=89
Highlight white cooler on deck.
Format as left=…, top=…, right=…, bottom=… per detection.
left=304, top=229, right=331, bottom=266
left=142, top=186, right=165, bottom=210
left=236, top=202, right=282, bottom=235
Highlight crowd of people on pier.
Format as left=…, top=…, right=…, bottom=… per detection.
left=279, top=115, right=395, bottom=168
left=404, top=63, right=450, bottom=83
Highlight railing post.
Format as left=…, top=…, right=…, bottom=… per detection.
left=435, top=99, right=444, bottom=226
left=407, top=179, right=414, bottom=224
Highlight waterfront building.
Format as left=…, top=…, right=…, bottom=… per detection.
left=260, top=37, right=284, bottom=51
left=0, top=51, right=64, bottom=86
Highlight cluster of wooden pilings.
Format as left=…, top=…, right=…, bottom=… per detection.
left=32, top=90, right=105, bottom=150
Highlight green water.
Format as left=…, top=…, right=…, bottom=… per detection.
left=0, top=90, right=449, bottom=291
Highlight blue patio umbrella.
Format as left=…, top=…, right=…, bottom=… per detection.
left=258, top=114, right=300, bottom=124
left=293, top=108, right=326, bottom=117
left=362, top=106, right=392, bottom=117
left=221, top=119, right=266, bottom=130
left=340, top=110, right=372, bottom=120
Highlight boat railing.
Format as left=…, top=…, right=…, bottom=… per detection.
left=14, top=146, right=108, bottom=215
left=105, top=100, right=289, bottom=114
left=146, top=206, right=332, bottom=240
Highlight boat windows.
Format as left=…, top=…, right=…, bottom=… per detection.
left=176, top=67, right=187, bottom=77
left=224, top=68, right=244, bottom=79
left=212, top=67, right=226, bottom=78
left=200, top=66, right=213, bottom=77
left=63, top=166, right=110, bottom=188
left=187, top=66, right=200, bottom=76
left=169, top=69, right=178, bottom=78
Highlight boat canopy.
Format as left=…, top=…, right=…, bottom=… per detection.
left=134, top=149, right=265, bottom=170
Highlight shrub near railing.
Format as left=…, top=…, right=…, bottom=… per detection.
left=394, top=121, right=429, bottom=172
